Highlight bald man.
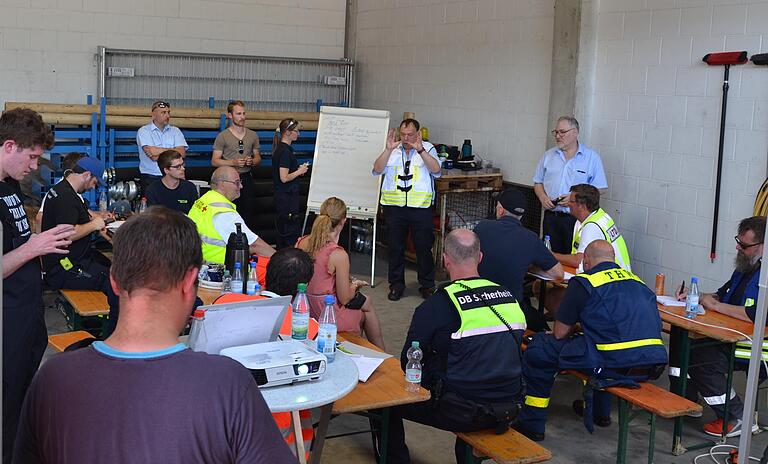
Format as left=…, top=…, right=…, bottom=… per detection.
left=187, top=166, right=275, bottom=263
left=516, top=240, right=667, bottom=442
left=383, top=229, right=527, bottom=463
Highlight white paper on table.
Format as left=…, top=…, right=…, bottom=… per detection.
left=106, top=220, right=125, bottom=231
left=349, top=356, right=386, bottom=382
left=656, top=295, right=686, bottom=307
left=337, top=341, right=392, bottom=360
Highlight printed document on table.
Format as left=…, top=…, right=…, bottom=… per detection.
left=656, top=295, right=686, bottom=307
left=337, top=341, right=392, bottom=382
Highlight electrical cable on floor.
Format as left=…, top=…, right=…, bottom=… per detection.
left=693, top=444, right=761, bottom=463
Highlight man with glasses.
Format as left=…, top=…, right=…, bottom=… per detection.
left=145, top=149, right=199, bottom=214
left=670, top=216, right=766, bottom=437
left=188, top=166, right=275, bottom=263
left=136, top=100, right=188, bottom=193
left=212, top=100, right=261, bottom=230
left=533, top=116, right=607, bottom=253
left=373, top=118, right=442, bottom=301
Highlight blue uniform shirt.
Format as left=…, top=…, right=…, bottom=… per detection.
left=532, top=143, right=608, bottom=213
left=475, top=215, right=558, bottom=303
left=717, top=265, right=761, bottom=322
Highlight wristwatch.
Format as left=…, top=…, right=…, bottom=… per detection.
left=417, top=148, right=426, bottom=154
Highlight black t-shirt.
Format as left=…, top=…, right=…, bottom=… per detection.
left=0, top=179, right=30, bottom=254
left=145, top=179, right=199, bottom=214
left=41, top=180, right=92, bottom=272
left=271, top=142, right=299, bottom=193
left=475, top=216, right=558, bottom=303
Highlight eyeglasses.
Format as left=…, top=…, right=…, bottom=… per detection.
left=238, top=139, right=244, bottom=155
left=152, top=101, right=170, bottom=110
left=551, top=128, right=575, bottom=136
left=169, top=162, right=185, bottom=170
left=221, top=179, right=243, bottom=187
left=735, top=236, right=763, bottom=249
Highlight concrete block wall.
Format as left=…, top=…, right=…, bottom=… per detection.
left=591, top=0, right=768, bottom=289
left=353, top=0, right=556, bottom=184
left=0, top=0, right=346, bottom=106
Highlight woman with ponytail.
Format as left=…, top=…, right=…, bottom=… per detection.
left=271, top=118, right=308, bottom=248
left=297, top=197, right=385, bottom=349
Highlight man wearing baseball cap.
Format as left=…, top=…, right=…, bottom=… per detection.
left=41, top=156, right=119, bottom=325
left=136, top=100, right=188, bottom=193
left=474, top=188, right=563, bottom=331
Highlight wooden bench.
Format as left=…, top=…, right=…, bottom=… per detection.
left=457, top=428, right=551, bottom=464
left=48, top=330, right=95, bottom=352
left=564, top=370, right=702, bottom=464
left=56, top=289, right=110, bottom=334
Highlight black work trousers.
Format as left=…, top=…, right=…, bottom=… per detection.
left=3, top=313, right=46, bottom=464
left=234, top=172, right=257, bottom=232
left=139, top=174, right=161, bottom=196
left=542, top=210, right=576, bottom=254
left=45, top=252, right=120, bottom=337
left=384, top=205, right=435, bottom=291
left=274, top=190, right=302, bottom=249
left=688, top=343, right=765, bottom=420
left=379, top=396, right=498, bottom=464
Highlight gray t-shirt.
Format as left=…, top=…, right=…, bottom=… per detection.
left=213, top=128, right=261, bottom=174
left=13, top=342, right=297, bottom=464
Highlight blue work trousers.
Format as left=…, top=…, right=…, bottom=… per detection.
left=517, top=333, right=610, bottom=435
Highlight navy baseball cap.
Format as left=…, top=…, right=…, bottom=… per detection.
left=74, top=157, right=106, bottom=186
left=494, top=188, right=526, bottom=215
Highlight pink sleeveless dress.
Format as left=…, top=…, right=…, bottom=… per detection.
left=297, top=237, right=364, bottom=334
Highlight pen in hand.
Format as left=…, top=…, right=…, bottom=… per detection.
left=678, top=280, right=686, bottom=301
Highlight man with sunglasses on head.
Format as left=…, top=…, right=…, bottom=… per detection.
left=669, top=216, right=766, bottom=438
left=533, top=116, right=607, bottom=254
left=373, top=118, right=442, bottom=301
left=188, top=166, right=275, bottom=263
left=136, top=100, right=188, bottom=193
left=145, top=149, right=198, bottom=214
left=212, top=100, right=261, bottom=230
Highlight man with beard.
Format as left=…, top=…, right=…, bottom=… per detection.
left=212, top=100, right=261, bottom=230
left=673, top=216, right=765, bottom=437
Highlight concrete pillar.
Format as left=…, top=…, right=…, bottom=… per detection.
left=547, top=0, right=598, bottom=142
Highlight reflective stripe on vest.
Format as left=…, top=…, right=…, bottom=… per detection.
left=187, top=190, right=237, bottom=264
left=380, top=151, right=434, bottom=208
left=575, top=268, right=644, bottom=288
left=443, top=279, right=526, bottom=339
left=736, top=338, right=768, bottom=361
left=595, top=338, right=663, bottom=351
left=572, top=208, right=631, bottom=270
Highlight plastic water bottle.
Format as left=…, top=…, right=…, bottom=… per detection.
left=316, top=295, right=337, bottom=363
left=221, top=270, right=232, bottom=294
left=98, top=190, right=108, bottom=212
left=405, top=341, right=423, bottom=393
left=138, top=197, right=148, bottom=214
left=246, top=261, right=259, bottom=295
left=291, top=283, right=311, bottom=340
left=685, top=277, right=700, bottom=319
left=189, top=309, right=208, bottom=352
left=544, top=235, right=552, bottom=251
left=231, top=262, right=244, bottom=295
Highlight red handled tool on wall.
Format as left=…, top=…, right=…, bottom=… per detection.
left=702, top=51, right=748, bottom=262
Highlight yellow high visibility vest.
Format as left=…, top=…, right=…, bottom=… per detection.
left=187, top=190, right=237, bottom=264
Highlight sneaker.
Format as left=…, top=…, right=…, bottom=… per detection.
left=703, top=417, right=759, bottom=438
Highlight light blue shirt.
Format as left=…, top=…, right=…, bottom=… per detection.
left=136, top=122, right=188, bottom=176
left=532, top=143, right=608, bottom=212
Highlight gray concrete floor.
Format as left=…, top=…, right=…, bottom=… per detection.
left=43, top=251, right=768, bottom=463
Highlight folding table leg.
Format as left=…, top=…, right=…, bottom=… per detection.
left=617, top=399, right=629, bottom=464
left=309, top=404, right=333, bottom=464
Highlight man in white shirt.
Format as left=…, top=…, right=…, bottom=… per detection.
left=136, top=100, right=188, bottom=193
left=187, top=166, right=275, bottom=263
